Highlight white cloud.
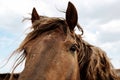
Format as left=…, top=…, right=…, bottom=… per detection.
left=100, top=41, right=120, bottom=55
left=77, top=0, right=120, bottom=25
left=111, top=60, right=120, bottom=69
left=99, top=20, right=120, bottom=33
left=83, top=29, right=98, bottom=45
left=0, top=0, right=34, bottom=15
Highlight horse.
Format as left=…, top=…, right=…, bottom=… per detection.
left=0, top=2, right=119, bottom=80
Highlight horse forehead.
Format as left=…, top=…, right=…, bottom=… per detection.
left=42, top=32, right=65, bottom=43
left=34, top=32, right=75, bottom=48
left=42, top=29, right=76, bottom=43
left=38, top=17, right=62, bottom=24
left=45, top=30, right=76, bottom=42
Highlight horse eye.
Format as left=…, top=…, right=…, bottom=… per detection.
left=70, top=44, right=78, bottom=53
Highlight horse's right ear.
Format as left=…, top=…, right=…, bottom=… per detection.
left=66, top=2, right=78, bottom=32
left=31, top=8, right=40, bottom=23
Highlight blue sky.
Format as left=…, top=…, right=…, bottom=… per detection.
left=0, top=0, right=120, bottom=73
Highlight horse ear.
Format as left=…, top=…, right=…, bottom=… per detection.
left=31, top=8, right=40, bottom=23
left=66, top=2, right=78, bottom=32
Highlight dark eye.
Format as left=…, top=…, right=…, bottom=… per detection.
left=70, top=44, right=78, bottom=53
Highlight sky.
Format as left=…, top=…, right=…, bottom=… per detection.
left=0, top=0, right=120, bottom=73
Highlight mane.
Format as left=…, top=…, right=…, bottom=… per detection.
left=76, top=35, right=119, bottom=80
left=11, top=16, right=119, bottom=80
left=15, top=16, right=83, bottom=54
left=16, top=18, right=64, bottom=53
left=8, top=17, right=83, bottom=79
left=3, top=1, right=119, bottom=80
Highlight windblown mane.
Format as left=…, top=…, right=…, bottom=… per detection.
left=13, top=16, right=119, bottom=80
left=16, top=17, right=83, bottom=54
left=1, top=2, right=119, bottom=80
left=12, top=17, right=119, bottom=80
left=76, top=35, right=119, bottom=80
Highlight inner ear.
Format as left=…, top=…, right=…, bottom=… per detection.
left=66, top=2, right=78, bottom=32
left=31, top=8, right=40, bottom=23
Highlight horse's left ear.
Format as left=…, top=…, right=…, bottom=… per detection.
left=31, top=8, right=40, bottom=23
left=66, top=2, right=78, bottom=32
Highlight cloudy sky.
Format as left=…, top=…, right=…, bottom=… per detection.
left=0, top=0, right=120, bottom=73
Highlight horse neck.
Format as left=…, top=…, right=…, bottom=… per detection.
left=78, top=40, right=119, bottom=80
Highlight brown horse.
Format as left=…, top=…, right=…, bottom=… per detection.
left=0, top=2, right=119, bottom=80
